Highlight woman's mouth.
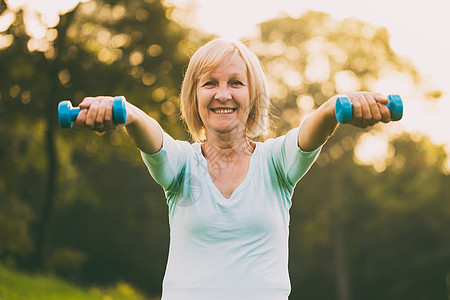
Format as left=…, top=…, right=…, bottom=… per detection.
left=211, top=108, right=236, bottom=114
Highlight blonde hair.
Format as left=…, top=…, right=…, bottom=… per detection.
left=180, top=38, right=270, bottom=142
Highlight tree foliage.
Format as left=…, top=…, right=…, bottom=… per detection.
left=0, top=3, right=448, bottom=299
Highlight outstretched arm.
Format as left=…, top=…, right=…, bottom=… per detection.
left=75, top=96, right=163, bottom=154
left=298, top=92, right=391, bottom=152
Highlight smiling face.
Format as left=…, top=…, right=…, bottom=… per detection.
left=196, top=53, right=251, bottom=139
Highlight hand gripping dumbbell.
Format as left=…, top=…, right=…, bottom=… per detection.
left=58, top=96, right=127, bottom=129
left=335, top=94, right=403, bottom=123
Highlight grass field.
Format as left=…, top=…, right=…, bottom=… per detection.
left=0, top=264, right=156, bottom=300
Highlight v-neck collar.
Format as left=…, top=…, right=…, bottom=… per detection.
left=193, top=142, right=259, bottom=201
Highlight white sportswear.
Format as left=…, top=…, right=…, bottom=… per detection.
left=141, top=126, right=321, bottom=300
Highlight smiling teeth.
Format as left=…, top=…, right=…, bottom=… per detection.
left=214, top=109, right=234, bottom=114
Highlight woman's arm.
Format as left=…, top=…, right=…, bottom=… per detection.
left=298, top=92, right=391, bottom=152
left=75, top=96, right=163, bottom=154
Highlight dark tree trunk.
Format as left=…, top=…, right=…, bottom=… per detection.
left=32, top=10, right=75, bottom=270
left=33, top=90, right=58, bottom=269
left=333, top=214, right=352, bottom=300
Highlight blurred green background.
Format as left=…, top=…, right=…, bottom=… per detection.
left=0, top=0, right=449, bottom=299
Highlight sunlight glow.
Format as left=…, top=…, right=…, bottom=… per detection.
left=0, top=34, right=13, bottom=49
left=0, top=10, right=15, bottom=31
left=355, top=132, right=395, bottom=173
left=334, top=70, right=360, bottom=93
left=305, top=53, right=330, bottom=83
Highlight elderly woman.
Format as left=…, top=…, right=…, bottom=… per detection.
left=76, top=38, right=392, bottom=300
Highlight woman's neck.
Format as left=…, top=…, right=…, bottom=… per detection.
left=202, top=132, right=254, bottom=161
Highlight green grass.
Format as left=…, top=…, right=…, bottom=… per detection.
left=0, top=264, right=156, bottom=300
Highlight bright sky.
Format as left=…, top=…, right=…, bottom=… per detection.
left=4, top=0, right=450, bottom=168
left=167, top=0, right=449, bottom=84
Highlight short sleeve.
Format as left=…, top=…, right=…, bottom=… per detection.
left=269, top=126, right=322, bottom=189
left=141, top=129, right=189, bottom=191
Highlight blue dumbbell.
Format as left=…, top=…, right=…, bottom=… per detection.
left=58, top=96, right=127, bottom=129
left=335, top=94, right=403, bottom=123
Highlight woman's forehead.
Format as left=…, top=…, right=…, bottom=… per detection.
left=204, top=53, right=248, bottom=78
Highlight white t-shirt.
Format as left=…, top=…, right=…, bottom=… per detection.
left=141, top=126, right=321, bottom=300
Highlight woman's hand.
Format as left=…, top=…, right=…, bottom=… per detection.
left=73, top=95, right=162, bottom=154
left=299, top=91, right=393, bottom=152
left=75, top=96, right=126, bottom=132
left=341, top=92, right=392, bottom=128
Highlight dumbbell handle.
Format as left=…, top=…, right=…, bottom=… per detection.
left=335, top=94, right=403, bottom=123
left=58, top=96, right=127, bottom=129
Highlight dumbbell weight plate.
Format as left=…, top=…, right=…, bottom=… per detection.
left=58, top=101, right=74, bottom=129
left=335, top=96, right=352, bottom=123
left=387, top=95, right=403, bottom=121
left=112, top=96, right=127, bottom=124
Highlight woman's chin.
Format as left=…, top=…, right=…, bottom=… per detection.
left=207, top=123, right=246, bottom=137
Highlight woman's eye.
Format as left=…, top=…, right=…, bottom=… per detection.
left=231, top=81, right=243, bottom=86
left=202, top=81, right=215, bottom=87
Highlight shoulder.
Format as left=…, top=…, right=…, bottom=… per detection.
left=256, top=127, right=300, bottom=151
left=141, top=131, right=197, bottom=166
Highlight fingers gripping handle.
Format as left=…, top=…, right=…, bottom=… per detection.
left=335, top=94, right=403, bottom=123
left=58, top=96, right=127, bottom=129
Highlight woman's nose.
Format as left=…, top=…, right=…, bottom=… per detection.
left=214, top=84, right=232, bottom=103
